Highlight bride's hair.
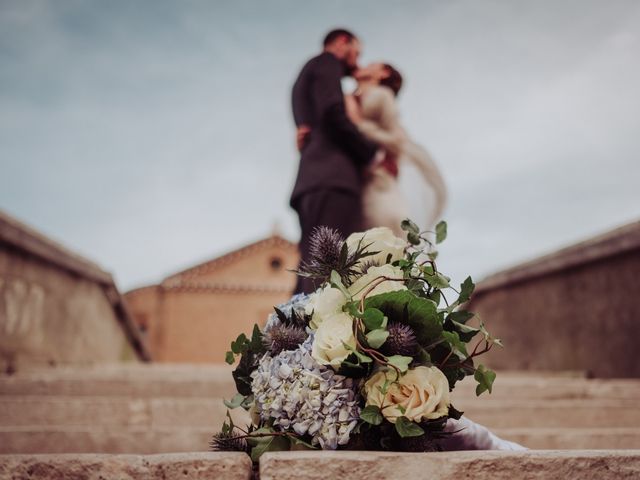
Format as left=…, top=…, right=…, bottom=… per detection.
left=380, top=64, right=403, bottom=96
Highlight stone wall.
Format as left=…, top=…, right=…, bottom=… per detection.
left=0, top=211, right=149, bottom=372
left=467, top=221, right=640, bottom=378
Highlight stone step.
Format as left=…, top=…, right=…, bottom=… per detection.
left=1, top=395, right=638, bottom=429
left=0, top=452, right=251, bottom=479
left=259, top=450, right=640, bottom=480
left=1, top=426, right=639, bottom=454
left=0, top=365, right=237, bottom=398
left=3, top=367, right=640, bottom=402
left=0, top=396, right=250, bottom=429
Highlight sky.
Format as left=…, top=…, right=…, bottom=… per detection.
left=1, top=0, right=639, bottom=291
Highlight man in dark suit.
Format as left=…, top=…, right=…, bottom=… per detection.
left=290, top=29, right=378, bottom=294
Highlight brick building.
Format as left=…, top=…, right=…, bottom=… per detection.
left=124, top=233, right=299, bottom=363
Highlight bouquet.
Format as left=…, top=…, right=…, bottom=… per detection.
left=212, top=220, right=502, bottom=461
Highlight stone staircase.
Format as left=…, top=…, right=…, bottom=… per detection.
left=1, top=365, right=639, bottom=478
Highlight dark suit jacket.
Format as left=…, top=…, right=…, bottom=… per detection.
left=289, top=52, right=377, bottom=208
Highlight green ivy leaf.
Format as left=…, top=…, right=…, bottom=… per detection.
left=366, top=329, right=389, bottom=349
left=447, top=311, right=475, bottom=324
left=400, top=219, right=420, bottom=235
left=223, top=393, right=246, bottom=409
left=395, top=416, right=425, bottom=438
left=424, top=271, right=450, bottom=289
left=225, top=351, right=235, bottom=365
left=474, top=364, right=497, bottom=396
left=249, top=324, right=264, bottom=352
left=435, top=221, right=447, bottom=244
left=387, top=355, right=413, bottom=373
left=407, top=232, right=421, bottom=246
left=458, top=276, right=475, bottom=304
left=250, top=434, right=289, bottom=462
left=360, top=405, right=383, bottom=425
left=230, top=333, right=249, bottom=354
left=363, top=308, right=385, bottom=331
left=442, top=330, right=468, bottom=357
left=364, top=290, right=442, bottom=345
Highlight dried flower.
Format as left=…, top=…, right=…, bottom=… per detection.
left=381, top=322, right=418, bottom=356
left=263, top=324, right=308, bottom=355
left=209, top=431, right=248, bottom=452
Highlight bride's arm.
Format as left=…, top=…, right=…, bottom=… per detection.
left=357, top=87, right=407, bottom=156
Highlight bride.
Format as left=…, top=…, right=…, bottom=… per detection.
left=344, top=63, right=447, bottom=236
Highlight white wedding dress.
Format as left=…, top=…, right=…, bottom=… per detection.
left=355, top=86, right=447, bottom=235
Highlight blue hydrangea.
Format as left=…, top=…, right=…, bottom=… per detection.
left=250, top=337, right=361, bottom=450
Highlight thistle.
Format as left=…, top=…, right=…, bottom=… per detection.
left=263, top=324, right=308, bottom=355
left=381, top=323, right=418, bottom=356
left=296, top=226, right=378, bottom=286
left=209, top=431, right=248, bottom=452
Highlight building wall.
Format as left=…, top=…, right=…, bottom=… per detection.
left=0, top=245, right=139, bottom=372
left=124, top=238, right=299, bottom=363
left=468, top=245, right=640, bottom=378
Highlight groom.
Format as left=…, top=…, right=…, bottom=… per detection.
left=290, top=28, right=378, bottom=294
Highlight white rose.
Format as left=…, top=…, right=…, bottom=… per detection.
left=305, top=284, right=347, bottom=330
left=311, top=312, right=356, bottom=368
left=364, top=366, right=450, bottom=423
left=346, top=227, right=406, bottom=267
left=349, top=264, right=407, bottom=301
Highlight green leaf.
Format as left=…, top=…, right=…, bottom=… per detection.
left=447, top=311, right=475, bottom=324
left=424, top=271, right=450, bottom=289
left=458, top=276, right=475, bottom=304
left=249, top=324, right=264, bottom=352
left=395, top=416, right=425, bottom=438
left=363, top=308, right=385, bottom=331
left=366, top=329, right=389, bottom=349
left=387, top=355, right=413, bottom=373
left=407, top=232, right=421, bottom=246
left=400, top=219, right=420, bottom=235
left=427, top=250, right=438, bottom=261
left=364, top=290, right=442, bottom=345
left=435, top=221, right=447, bottom=244
left=230, top=333, right=249, bottom=354
left=442, top=330, right=468, bottom=357
left=330, top=270, right=351, bottom=299
left=224, top=393, right=246, bottom=409
left=474, top=364, right=497, bottom=396
left=225, top=351, right=235, bottom=365
left=288, top=435, right=316, bottom=449
left=360, top=405, right=383, bottom=425
left=250, top=434, right=289, bottom=462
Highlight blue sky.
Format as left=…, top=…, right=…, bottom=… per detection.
left=1, top=0, right=639, bottom=290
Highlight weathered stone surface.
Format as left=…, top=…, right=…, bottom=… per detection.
left=0, top=364, right=237, bottom=397
left=260, top=450, right=640, bottom=480
left=3, top=426, right=639, bottom=455
left=466, top=220, right=640, bottom=378
left=0, top=452, right=251, bottom=479
left=0, top=212, right=150, bottom=372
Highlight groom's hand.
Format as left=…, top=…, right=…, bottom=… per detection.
left=296, top=125, right=311, bottom=151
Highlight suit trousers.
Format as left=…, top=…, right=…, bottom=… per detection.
left=293, top=188, right=363, bottom=294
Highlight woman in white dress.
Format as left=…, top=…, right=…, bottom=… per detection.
left=344, top=63, right=447, bottom=236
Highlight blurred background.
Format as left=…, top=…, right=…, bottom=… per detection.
left=2, top=0, right=639, bottom=290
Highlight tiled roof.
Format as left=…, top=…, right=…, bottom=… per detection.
left=161, top=234, right=297, bottom=287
